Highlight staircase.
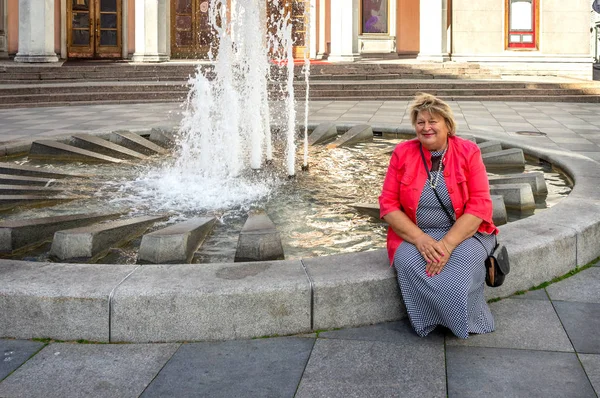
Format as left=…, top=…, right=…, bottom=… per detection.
left=1, top=61, right=599, bottom=108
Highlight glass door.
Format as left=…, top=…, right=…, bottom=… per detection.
left=68, top=0, right=121, bottom=58
left=170, top=0, right=212, bottom=59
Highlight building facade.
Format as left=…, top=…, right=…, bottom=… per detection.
left=0, top=0, right=594, bottom=76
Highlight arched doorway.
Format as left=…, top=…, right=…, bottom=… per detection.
left=67, top=0, right=122, bottom=59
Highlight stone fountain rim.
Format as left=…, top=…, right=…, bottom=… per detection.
left=0, top=126, right=599, bottom=343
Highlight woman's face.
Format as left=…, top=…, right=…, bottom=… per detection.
left=415, top=110, right=450, bottom=152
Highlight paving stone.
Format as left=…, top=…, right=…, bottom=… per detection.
left=446, top=346, right=596, bottom=398
left=318, top=319, right=445, bottom=345
left=579, top=354, right=600, bottom=395
left=0, top=343, right=179, bottom=398
left=142, top=337, right=313, bottom=398
left=446, top=298, right=573, bottom=352
left=0, top=339, right=45, bottom=381
left=553, top=301, right=600, bottom=354
left=296, top=338, right=446, bottom=398
left=508, top=288, right=549, bottom=301
left=545, top=267, right=600, bottom=303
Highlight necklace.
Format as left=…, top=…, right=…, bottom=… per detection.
left=428, top=147, right=447, bottom=189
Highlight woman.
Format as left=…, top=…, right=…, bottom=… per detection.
left=379, top=93, right=498, bottom=339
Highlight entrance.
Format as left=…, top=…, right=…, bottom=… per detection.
left=267, top=0, right=309, bottom=59
left=67, top=0, right=122, bottom=59
left=171, top=0, right=213, bottom=59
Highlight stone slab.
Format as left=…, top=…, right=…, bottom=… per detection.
left=138, top=217, right=216, bottom=264
left=318, top=319, right=445, bottom=345
left=349, top=202, right=382, bottom=221
left=0, top=174, right=57, bottom=186
left=307, top=122, right=338, bottom=145
left=482, top=148, right=525, bottom=169
left=70, top=133, right=149, bottom=160
left=50, top=215, right=166, bottom=262
left=110, top=260, right=311, bottom=342
left=553, top=301, right=600, bottom=354
left=0, top=339, right=45, bottom=381
left=295, top=338, right=446, bottom=397
left=489, top=183, right=535, bottom=210
left=478, top=140, right=502, bottom=154
left=109, top=131, right=168, bottom=156
left=488, top=171, right=547, bottom=195
left=509, top=288, right=549, bottom=301
left=29, top=141, right=124, bottom=163
left=326, top=124, right=373, bottom=148
left=0, top=184, right=63, bottom=195
left=579, top=354, right=600, bottom=395
left=0, top=195, right=78, bottom=212
left=234, top=212, right=284, bottom=262
left=148, top=128, right=176, bottom=148
left=446, top=298, right=573, bottom=352
left=142, top=338, right=313, bottom=398
left=490, top=194, right=507, bottom=226
left=0, top=261, right=137, bottom=341
left=0, top=212, right=121, bottom=253
left=446, top=347, right=596, bottom=398
left=303, top=249, right=405, bottom=330
left=0, top=342, right=179, bottom=398
left=0, top=163, right=85, bottom=179
left=545, top=267, right=600, bottom=303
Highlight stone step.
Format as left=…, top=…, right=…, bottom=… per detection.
left=0, top=91, right=187, bottom=105
left=50, top=215, right=167, bottom=262
left=29, top=141, right=125, bottom=163
left=308, top=122, right=338, bottom=146
left=0, top=163, right=86, bottom=179
left=489, top=171, right=548, bottom=196
left=489, top=183, right=535, bottom=211
left=0, top=195, right=79, bottom=212
left=482, top=148, right=526, bottom=170
left=69, top=134, right=149, bottom=161
left=138, top=217, right=216, bottom=264
left=109, top=131, right=169, bottom=156
left=0, top=212, right=121, bottom=254
left=235, top=211, right=284, bottom=262
left=491, top=195, right=507, bottom=226
left=0, top=174, right=59, bottom=186
left=327, top=124, right=373, bottom=149
left=0, top=184, right=64, bottom=195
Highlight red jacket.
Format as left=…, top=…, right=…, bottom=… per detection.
left=379, top=135, right=498, bottom=264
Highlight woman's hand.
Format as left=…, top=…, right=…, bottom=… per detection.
left=425, top=238, right=455, bottom=276
left=414, top=233, right=446, bottom=273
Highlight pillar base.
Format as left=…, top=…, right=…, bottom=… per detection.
left=14, top=53, right=59, bottom=63
left=131, top=53, right=169, bottom=63
left=417, top=53, right=451, bottom=62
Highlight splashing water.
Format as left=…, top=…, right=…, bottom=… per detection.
left=137, top=0, right=302, bottom=212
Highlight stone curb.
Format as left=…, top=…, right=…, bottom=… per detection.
left=1, top=127, right=599, bottom=342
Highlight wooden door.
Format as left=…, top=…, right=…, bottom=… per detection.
left=68, top=0, right=122, bottom=59
left=266, top=0, right=309, bottom=59
left=171, top=0, right=212, bottom=59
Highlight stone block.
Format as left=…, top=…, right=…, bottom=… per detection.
left=0, top=184, right=63, bottom=195
left=350, top=202, right=383, bottom=221
left=482, top=148, right=525, bottom=170
left=478, top=140, right=503, bottom=154
left=0, top=212, right=121, bottom=254
left=307, top=122, right=338, bottom=145
left=70, top=133, right=149, bottom=160
left=0, top=261, right=137, bottom=341
left=489, top=183, right=535, bottom=211
left=0, top=195, right=78, bottom=212
left=149, top=128, right=176, bottom=148
left=457, top=134, right=477, bottom=143
left=303, top=249, right=405, bottom=330
left=488, top=171, right=547, bottom=195
left=553, top=301, right=600, bottom=354
left=0, top=174, right=58, bottom=186
left=0, top=163, right=84, bottom=179
left=235, top=212, right=284, bottom=262
left=138, top=217, right=216, bottom=264
left=326, top=124, right=373, bottom=149
left=491, top=194, right=507, bottom=226
left=110, top=260, right=311, bottom=342
left=50, top=215, right=166, bottom=262
left=29, top=141, right=124, bottom=164
left=110, top=131, right=168, bottom=156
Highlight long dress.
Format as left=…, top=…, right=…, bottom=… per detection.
left=393, top=152, right=496, bottom=339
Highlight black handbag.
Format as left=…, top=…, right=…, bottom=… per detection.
left=420, top=145, right=510, bottom=287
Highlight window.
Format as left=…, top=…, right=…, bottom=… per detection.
left=362, top=0, right=388, bottom=34
left=506, top=0, right=538, bottom=49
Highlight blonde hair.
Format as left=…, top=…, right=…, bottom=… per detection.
left=409, top=93, right=457, bottom=136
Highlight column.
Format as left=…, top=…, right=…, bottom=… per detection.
left=0, top=0, right=7, bottom=58
left=309, top=0, right=317, bottom=58
left=131, top=0, right=169, bottom=62
left=417, top=0, right=449, bottom=61
left=14, top=0, right=59, bottom=62
left=328, top=0, right=360, bottom=61
left=316, top=0, right=327, bottom=58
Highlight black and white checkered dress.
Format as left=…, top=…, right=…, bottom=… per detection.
left=394, top=152, right=496, bottom=339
